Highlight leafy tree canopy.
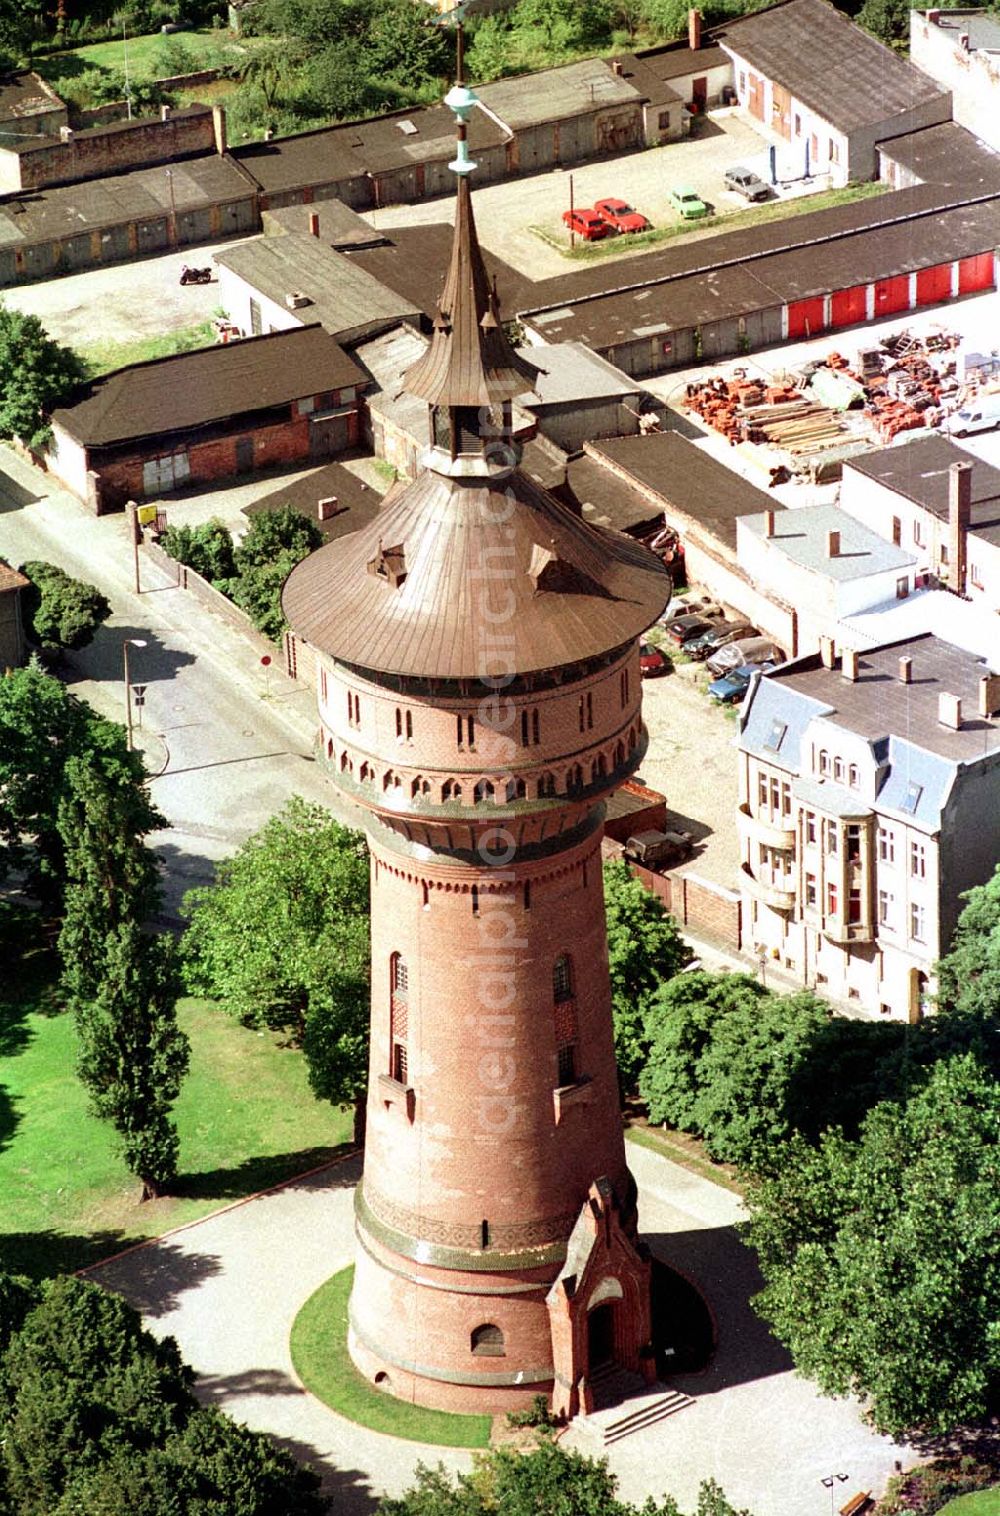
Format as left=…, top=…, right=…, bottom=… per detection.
left=378, top=1441, right=751, bottom=1516
left=159, top=519, right=236, bottom=585
left=603, top=858, right=691, bottom=1090
left=0, top=303, right=87, bottom=451
left=18, top=560, right=110, bottom=652
left=0, top=1273, right=327, bottom=1516
left=936, top=864, right=1000, bottom=1022
left=181, top=796, right=370, bottom=1126
left=744, top=1052, right=1000, bottom=1437
left=639, top=971, right=766, bottom=1135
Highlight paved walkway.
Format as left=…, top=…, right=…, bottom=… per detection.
left=88, top=1141, right=911, bottom=1516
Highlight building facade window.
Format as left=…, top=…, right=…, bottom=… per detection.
left=848, top=887, right=862, bottom=924
left=620, top=668, right=630, bottom=706
left=878, top=889, right=892, bottom=926
left=805, top=873, right=817, bottom=907
left=805, top=811, right=817, bottom=844
left=818, top=750, right=829, bottom=776
left=910, top=902, right=926, bottom=942
left=848, top=764, right=859, bottom=789
left=390, top=953, right=408, bottom=1085
left=833, top=757, right=844, bottom=782
left=553, top=954, right=577, bottom=1086
left=878, top=827, right=895, bottom=864
left=910, top=840, right=926, bottom=878
left=758, top=773, right=768, bottom=808
left=827, top=881, right=839, bottom=915
left=827, top=821, right=838, bottom=855
left=846, top=823, right=861, bottom=862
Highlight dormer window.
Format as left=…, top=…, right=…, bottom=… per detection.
left=368, top=541, right=407, bottom=588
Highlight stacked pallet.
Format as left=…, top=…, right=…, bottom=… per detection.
left=740, top=398, right=844, bottom=453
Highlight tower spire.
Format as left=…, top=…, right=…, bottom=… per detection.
left=404, top=37, right=537, bottom=412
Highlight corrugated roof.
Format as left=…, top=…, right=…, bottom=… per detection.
left=562, top=451, right=665, bottom=535
left=587, top=433, right=783, bottom=552
left=52, top=325, right=364, bottom=447
left=476, top=56, right=643, bottom=130
left=879, top=123, right=1000, bottom=194
left=262, top=200, right=391, bottom=249
left=515, top=342, right=639, bottom=406
left=282, top=461, right=669, bottom=678
left=717, top=0, right=945, bottom=133
left=214, top=233, right=422, bottom=343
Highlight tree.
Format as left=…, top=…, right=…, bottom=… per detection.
left=230, top=507, right=323, bottom=641
left=159, top=519, right=236, bottom=585
left=936, top=865, right=1000, bottom=1021
left=379, top=1441, right=748, bottom=1516
left=640, top=971, right=767, bottom=1134
left=57, top=739, right=164, bottom=1008
left=18, top=560, right=110, bottom=653
left=74, top=923, right=189, bottom=1199
left=744, top=1053, right=1000, bottom=1436
left=0, top=2, right=40, bottom=72
left=0, top=303, right=87, bottom=450
left=0, top=1273, right=327, bottom=1516
left=181, top=796, right=370, bottom=1138
left=602, top=858, right=691, bottom=1090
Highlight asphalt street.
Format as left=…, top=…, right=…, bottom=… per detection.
left=0, top=446, right=340, bottom=920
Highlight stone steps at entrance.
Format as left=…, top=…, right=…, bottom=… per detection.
left=580, top=1368, right=695, bottom=1446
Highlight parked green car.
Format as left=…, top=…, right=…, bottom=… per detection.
left=667, top=184, right=709, bottom=219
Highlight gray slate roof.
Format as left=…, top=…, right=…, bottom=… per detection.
left=844, top=434, right=1000, bottom=547
left=515, top=342, right=639, bottom=406
left=717, top=0, right=946, bottom=133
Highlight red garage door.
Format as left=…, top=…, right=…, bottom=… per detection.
left=787, top=297, right=826, bottom=340
left=873, top=275, right=911, bottom=316
left=958, top=252, right=995, bottom=294
left=830, top=285, right=867, bottom=328
left=916, top=263, right=953, bottom=306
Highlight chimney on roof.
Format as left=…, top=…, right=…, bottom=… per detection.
left=948, top=458, right=972, bottom=595
left=827, top=528, right=841, bottom=558
left=611, top=58, right=624, bottom=75
left=938, top=692, right=963, bottom=729
left=688, top=7, right=702, bottom=49
left=927, top=6, right=940, bottom=22
left=820, top=636, right=836, bottom=669
left=264, top=127, right=274, bottom=142
left=899, top=655, right=913, bottom=683
left=161, top=104, right=171, bottom=121
left=308, top=211, right=320, bottom=238
left=59, top=125, right=73, bottom=142
left=979, top=672, right=1000, bottom=717
left=317, top=495, right=339, bottom=521
left=842, top=647, right=859, bottom=682
left=764, top=507, right=776, bottom=538
left=212, top=103, right=227, bottom=156
left=959, top=30, right=970, bottom=48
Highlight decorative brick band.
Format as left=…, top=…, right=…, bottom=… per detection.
left=354, top=1225, right=551, bottom=1296
left=356, top=1184, right=573, bottom=1272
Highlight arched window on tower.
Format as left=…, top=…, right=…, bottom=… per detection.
left=475, top=778, right=496, bottom=804
left=390, top=953, right=408, bottom=1085
left=591, top=754, right=607, bottom=783
left=537, top=771, right=556, bottom=799
left=567, top=763, right=584, bottom=793
left=553, top=954, right=577, bottom=1086
left=471, top=1324, right=505, bottom=1357
left=613, top=741, right=625, bottom=770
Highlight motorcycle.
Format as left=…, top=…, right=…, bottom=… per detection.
left=179, top=264, right=212, bottom=285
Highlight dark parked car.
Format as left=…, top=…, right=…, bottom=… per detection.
left=708, top=665, right=760, bottom=703
left=666, top=614, right=716, bottom=646
left=685, top=622, right=756, bottom=661
left=724, top=165, right=770, bottom=201
left=639, top=641, right=670, bottom=676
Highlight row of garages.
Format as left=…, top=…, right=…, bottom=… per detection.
left=784, top=251, right=996, bottom=339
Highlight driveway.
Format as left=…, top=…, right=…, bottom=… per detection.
left=367, top=110, right=823, bottom=280
left=87, top=1140, right=911, bottom=1516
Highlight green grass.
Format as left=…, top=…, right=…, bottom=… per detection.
left=291, top=1267, right=493, bottom=1448
left=539, top=180, right=888, bottom=264
left=0, top=957, right=353, bottom=1278
left=78, top=322, right=217, bottom=379
left=34, top=29, right=251, bottom=86
left=941, top=1493, right=1000, bottom=1515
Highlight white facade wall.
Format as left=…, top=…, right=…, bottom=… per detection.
left=911, top=10, right=1000, bottom=153
left=216, top=266, right=306, bottom=338
left=726, top=47, right=850, bottom=185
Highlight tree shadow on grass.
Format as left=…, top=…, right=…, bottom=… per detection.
left=172, top=1145, right=360, bottom=1206
left=0, top=1227, right=144, bottom=1281
left=0, top=911, right=65, bottom=1155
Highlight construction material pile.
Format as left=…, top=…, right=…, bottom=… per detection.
left=682, top=372, right=845, bottom=454
left=822, top=329, right=961, bottom=443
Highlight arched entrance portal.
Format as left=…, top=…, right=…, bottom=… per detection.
left=588, top=1302, right=616, bottom=1371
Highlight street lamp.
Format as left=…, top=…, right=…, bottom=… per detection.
left=123, top=638, right=148, bottom=751
left=821, top=1474, right=849, bottom=1516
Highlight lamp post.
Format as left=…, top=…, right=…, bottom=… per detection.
left=123, top=638, right=148, bottom=751
left=821, top=1473, right=849, bottom=1516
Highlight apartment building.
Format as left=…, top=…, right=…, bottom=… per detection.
left=737, top=634, right=1000, bottom=1018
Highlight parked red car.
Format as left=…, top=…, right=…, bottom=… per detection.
left=593, top=197, right=651, bottom=234
left=639, top=641, right=670, bottom=677
left=562, top=207, right=610, bottom=241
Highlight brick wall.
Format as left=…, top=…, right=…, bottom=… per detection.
left=627, top=859, right=742, bottom=949
left=0, top=107, right=216, bottom=192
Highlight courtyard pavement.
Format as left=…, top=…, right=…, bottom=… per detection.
left=88, top=1140, right=911, bottom=1516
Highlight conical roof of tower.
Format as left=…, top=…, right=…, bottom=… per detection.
left=282, top=466, right=670, bottom=680
left=403, top=174, right=539, bottom=408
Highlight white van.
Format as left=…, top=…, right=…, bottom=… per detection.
left=944, top=393, right=1000, bottom=437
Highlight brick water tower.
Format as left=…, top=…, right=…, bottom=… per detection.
left=282, top=71, right=670, bottom=1420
